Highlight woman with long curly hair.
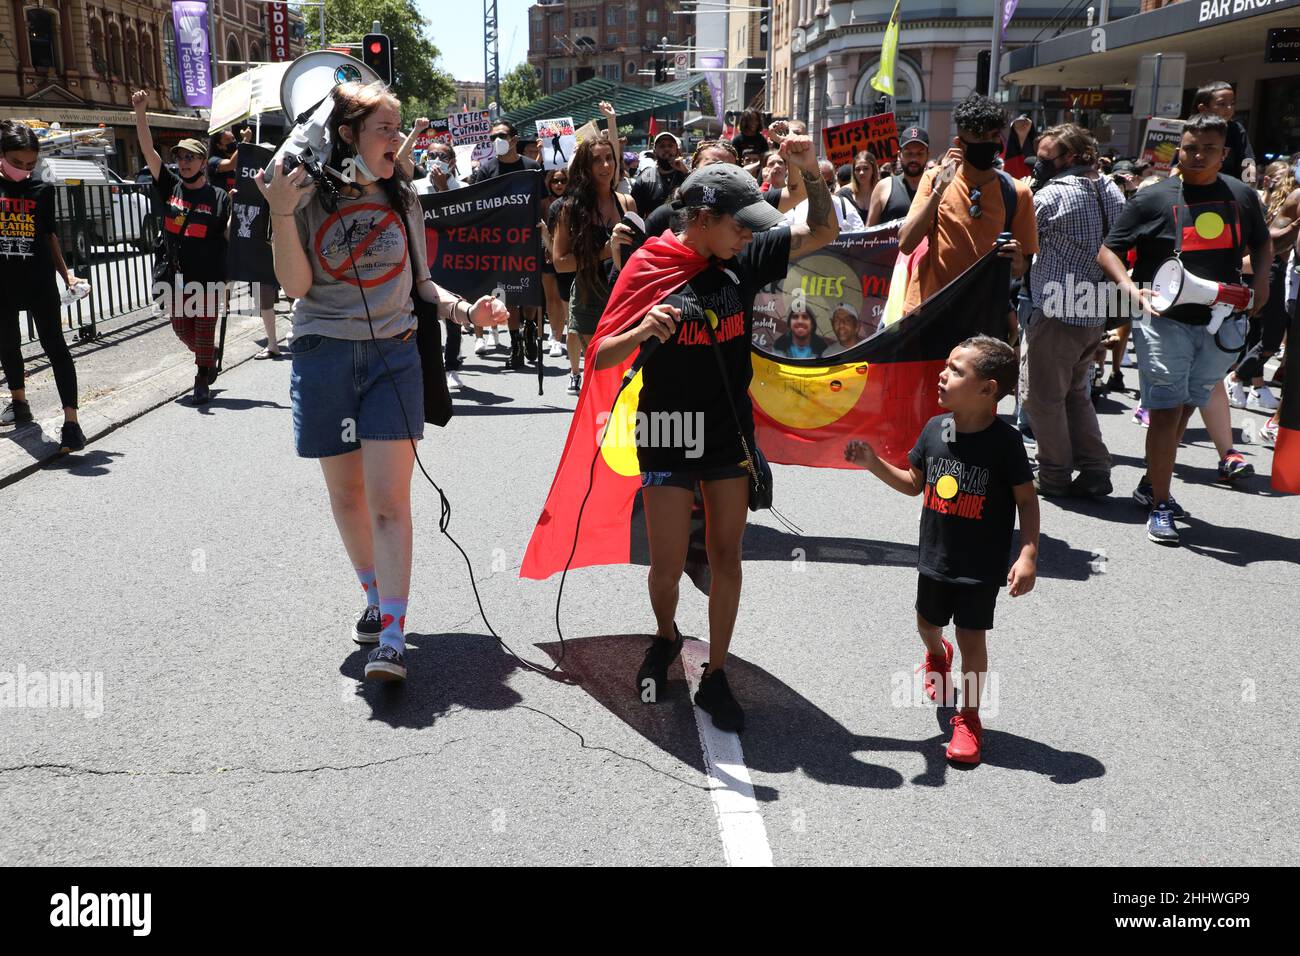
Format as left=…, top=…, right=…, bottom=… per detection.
left=551, top=136, right=635, bottom=395
left=256, top=81, right=505, bottom=682
left=538, top=168, right=572, bottom=358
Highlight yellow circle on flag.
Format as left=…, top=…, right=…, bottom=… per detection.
left=1194, top=212, right=1225, bottom=240
left=935, top=474, right=959, bottom=500
left=600, top=369, right=644, bottom=477
left=750, top=354, right=870, bottom=430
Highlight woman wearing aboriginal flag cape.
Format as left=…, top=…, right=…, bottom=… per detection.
left=523, top=135, right=839, bottom=732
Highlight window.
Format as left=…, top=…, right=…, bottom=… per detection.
left=608, top=33, right=618, bottom=46
left=550, top=13, right=562, bottom=31
left=854, top=57, right=925, bottom=130
left=608, top=7, right=621, bottom=25
left=250, top=42, right=263, bottom=64
left=89, top=17, right=107, bottom=75
left=27, top=8, right=59, bottom=70
left=551, top=66, right=566, bottom=88
left=141, top=34, right=155, bottom=85
left=226, top=35, right=243, bottom=77
left=109, top=23, right=124, bottom=79
left=125, top=30, right=139, bottom=85
left=647, top=8, right=658, bottom=23
left=531, top=15, right=542, bottom=34
left=603, top=63, right=621, bottom=81
left=163, top=28, right=183, bottom=103
left=628, top=29, right=637, bottom=43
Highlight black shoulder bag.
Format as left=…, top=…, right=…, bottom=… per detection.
left=151, top=197, right=189, bottom=300
left=403, top=209, right=454, bottom=427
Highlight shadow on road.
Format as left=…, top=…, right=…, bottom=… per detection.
left=40, top=448, right=125, bottom=478
left=538, top=635, right=1105, bottom=798
left=339, top=631, right=523, bottom=730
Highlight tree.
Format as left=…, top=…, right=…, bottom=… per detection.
left=308, top=0, right=455, bottom=120
left=499, top=62, right=543, bottom=114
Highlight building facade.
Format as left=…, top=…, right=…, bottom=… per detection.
left=527, top=0, right=693, bottom=96
left=771, top=1, right=1099, bottom=147
left=0, top=0, right=303, bottom=173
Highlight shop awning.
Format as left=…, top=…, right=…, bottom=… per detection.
left=1005, top=0, right=1300, bottom=88
left=501, top=78, right=688, bottom=129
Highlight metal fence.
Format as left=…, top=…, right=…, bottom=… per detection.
left=21, top=181, right=162, bottom=344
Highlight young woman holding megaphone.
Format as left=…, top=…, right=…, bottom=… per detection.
left=257, top=80, right=505, bottom=682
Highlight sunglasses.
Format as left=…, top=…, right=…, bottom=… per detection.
left=969, top=186, right=985, bottom=220
left=490, top=132, right=512, bottom=142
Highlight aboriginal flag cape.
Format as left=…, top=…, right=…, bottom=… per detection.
left=521, top=230, right=710, bottom=580
left=1272, top=300, right=1300, bottom=494
left=521, top=233, right=1011, bottom=583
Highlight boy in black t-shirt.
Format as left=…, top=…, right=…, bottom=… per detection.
left=846, top=335, right=1039, bottom=765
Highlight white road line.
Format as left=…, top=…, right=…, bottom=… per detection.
left=680, top=639, right=773, bottom=867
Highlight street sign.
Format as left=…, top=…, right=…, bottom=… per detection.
left=1043, top=89, right=1133, bottom=113
left=1267, top=29, right=1300, bottom=63
left=674, top=52, right=688, bottom=69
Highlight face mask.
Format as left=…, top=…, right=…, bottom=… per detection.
left=0, top=158, right=32, bottom=182
left=493, top=136, right=511, bottom=157
left=180, top=168, right=205, bottom=184
left=960, top=139, right=1001, bottom=171
left=1031, top=156, right=1061, bottom=185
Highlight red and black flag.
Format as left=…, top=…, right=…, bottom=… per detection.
left=521, top=230, right=1011, bottom=585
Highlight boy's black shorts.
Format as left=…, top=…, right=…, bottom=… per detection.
left=916, top=573, right=1000, bottom=630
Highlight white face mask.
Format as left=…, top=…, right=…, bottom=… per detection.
left=493, top=136, right=511, bottom=157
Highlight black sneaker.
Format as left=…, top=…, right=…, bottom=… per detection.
left=353, top=605, right=382, bottom=645
left=1132, top=475, right=1188, bottom=518
left=1106, top=370, right=1126, bottom=393
left=694, top=664, right=744, bottom=733
left=636, top=624, right=684, bottom=703
left=566, top=373, right=581, bottom=395
left=205, top=364, right=220, bottom=385
left=59, top=421, right=86, bottom=453
left=192, top=372, right=210, bottom=405
left=1068, top=470, right=1112, bottom=498
left=1, top=399, right=33, bottom=426
left=364, top=644, right=407, bottom=682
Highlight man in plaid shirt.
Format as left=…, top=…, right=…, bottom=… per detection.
left=1026, top=124, right=1127, bottom=498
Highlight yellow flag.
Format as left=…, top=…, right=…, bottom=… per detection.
left=870, top=1, right=902, bottom=96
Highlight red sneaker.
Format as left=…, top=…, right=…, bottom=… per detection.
left=946, top=712, right=983, bottom=763
left=917, top=638, right=953, bottom=703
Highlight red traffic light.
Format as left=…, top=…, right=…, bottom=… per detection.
left=369, top=41, right=383, bottom=54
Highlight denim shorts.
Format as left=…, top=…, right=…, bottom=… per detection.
left=640, top=463, right=749, bottom=492
left=289, top=332, right=424, bottom=458
left=1132, top=313, right=1239, bottom=411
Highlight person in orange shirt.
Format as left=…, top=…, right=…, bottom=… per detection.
left=898, top=94, right=1037, bottom=319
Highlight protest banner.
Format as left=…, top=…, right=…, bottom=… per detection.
left=1139, top=117, right=1185, bottom=173
left=536, top=117, right=577, bottom=170
left=225, top=143, right=277, bottom=285
left=414, top=118, right=452, bottom=152
left=821, top=113, right=900, bottom=169
left=574, top=120, right=600, bottom=145
left=448, top=109, right=492, bottom=148
left=418, top=169, right=543, bottom=306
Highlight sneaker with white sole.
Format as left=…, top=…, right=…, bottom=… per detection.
left=1251, top=386, right=1280, bottom=411
left=364, top=644, right=407, bottom=681
left=446, top=370, right=463, bottom=391
left=1261, top=419, right=1279, bottom=446
left=1146, top=503, right=1179, bottom=545
left=1227, top=378, right=1249, bottom=408
left=566, top=373, right=581, bottom=395
left=474, top=337, right=488, bottom=355
left=549, top=339, right=565, bottom=358
left=353, top=605, right=383, bottom=645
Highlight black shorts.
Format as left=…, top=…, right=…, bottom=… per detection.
left=916, top=573, right=1000, bottom=631
left=640, top=463, right=749, bottom=492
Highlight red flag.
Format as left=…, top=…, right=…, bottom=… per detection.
left=648, top=115, right=658, bottom=139
left=521, top=231, right=710, bottom=580
left=1272, top=289, right=1300, bottom=493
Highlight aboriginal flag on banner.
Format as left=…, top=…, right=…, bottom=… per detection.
left=1271, top=302, right=1300, bottom=494
left=418, top=169, right=543, bottom=306
left=520, top=230, right=1010, bottom=586
left=225, top=143, right=276, bottom=285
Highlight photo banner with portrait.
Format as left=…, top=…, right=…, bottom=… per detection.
left=225, top=143, right=277, bottom=286
left=536, top=117, right=577, bottom=170
left=751, top=236, right=1012, bottom=471
left=417, top=169, right=543, bottom=307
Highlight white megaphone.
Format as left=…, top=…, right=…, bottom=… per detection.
left=266, top=51, right=383, bottom=183
left=1149, top=257, right=1253, bottom=333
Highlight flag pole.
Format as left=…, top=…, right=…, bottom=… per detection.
left=988, top=0, right=1003, bottom=96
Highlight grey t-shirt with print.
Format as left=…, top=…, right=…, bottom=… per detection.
left=289, top=188, right=429, bottom=340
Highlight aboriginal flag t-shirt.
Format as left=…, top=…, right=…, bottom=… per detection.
left=0, top=175, right=58, bottom=299
left=908, top=414, right=1034, bottom=586
left=155, top=164, right=230, bottom=282
left=636, top=226, right=791, bottom=471
left=1103, top=173, right=1267, bottom=326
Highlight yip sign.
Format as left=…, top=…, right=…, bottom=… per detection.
left=822, top=113, right=900, bottom=170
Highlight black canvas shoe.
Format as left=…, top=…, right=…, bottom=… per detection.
left=192, top=372, right=210, bottom=405
left=353, top=605, right=382, bottom=645
left=1068, top=470, right=1112, bottom=498
left=635, top=624, right=684, bottom=703
left=2, top=399, right=33, bottom=426
left=694, top=664, right=744, bottom=733
left=59, top=421, right=86, bottom=453
left=364, top=644, right=407, bottom=682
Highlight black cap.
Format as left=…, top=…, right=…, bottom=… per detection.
left=900, top=127, right=929, bottom=149
left=672, top=163, right=787, bottom=231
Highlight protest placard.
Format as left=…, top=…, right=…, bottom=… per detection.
left=448, top=109, right=492, bottom=147
left=536, top=117, right=577, bottom=170
left=1139, top=117, right=1185, bottom=173
left=821, top=113, right=900, bottom=169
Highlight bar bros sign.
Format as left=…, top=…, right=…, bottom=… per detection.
left=269, top=2, right=291, bottom=62
left=1199, top=0, right=1292, bottom=22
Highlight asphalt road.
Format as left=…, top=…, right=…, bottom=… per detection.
left=0, top=338, right=1295, bottom=866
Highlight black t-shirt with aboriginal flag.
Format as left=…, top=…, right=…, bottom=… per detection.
left=636, top=226, right=791, bottom=472
left=0, top=175, right=58, bottom=301
left=907, top=414, right=1034, bottom=587
left=1103, top=173, right=1267, bottom=326
left=154, top=164, right=230, bottom=281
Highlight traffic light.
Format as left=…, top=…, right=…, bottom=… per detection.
left=654, top=58, right=668, bottom=83
left=363, top=33, right=393, bottom=86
